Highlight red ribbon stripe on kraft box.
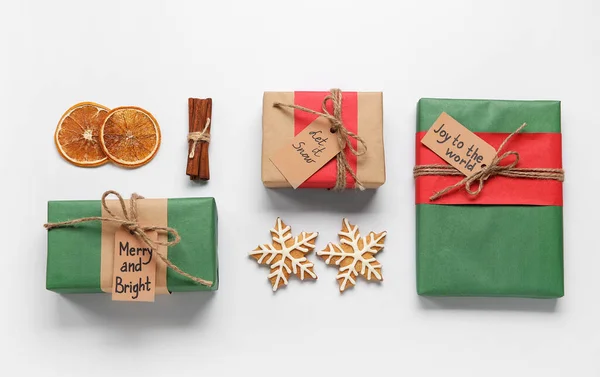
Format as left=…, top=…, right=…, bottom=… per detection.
left=262, top=90, right=385, bottom=189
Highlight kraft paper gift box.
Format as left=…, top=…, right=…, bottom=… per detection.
left=46, top=196, right=218, bottom=293
left=262, top=90, right=386, bottom=189
left=415, top=98, right=564, bottom=298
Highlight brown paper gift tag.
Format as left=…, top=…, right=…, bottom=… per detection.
left=269, top=120, right=342, bottom=188
left=421, top=112, right=496, bottom=177
left=112, top=228, right=158, bottom=302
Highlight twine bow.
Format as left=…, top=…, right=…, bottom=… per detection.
left=44, top=190, right=213, bottom=287
left=188, top=117, right=211, bottom=159
left=413, top=123, right=565, bottom=201
left=273, top=89, right=367, bottom=191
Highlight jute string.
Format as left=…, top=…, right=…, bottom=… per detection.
left=188, top=117, right=211, bottom=159
left=413, top=123, right=565, bottom=201
left=273, top=89, right=367, bottom=191
left=43, top=190, right=213, bottom=287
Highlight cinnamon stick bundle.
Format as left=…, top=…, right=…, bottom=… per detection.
left=186, top=98, right=212, bottom=180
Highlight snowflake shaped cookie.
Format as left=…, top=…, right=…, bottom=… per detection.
left=250, top=218, right=318, bottom=291
left=318, top=218, right=386, bottom=292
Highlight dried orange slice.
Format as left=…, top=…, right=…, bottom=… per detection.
left=100, top=106, right=161, bottom=168
left=54, top=102, right=110, bottom=167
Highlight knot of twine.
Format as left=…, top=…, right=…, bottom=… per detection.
left=413, top=123, right=565, bottom=201
left=188, top=117, right=211, bottom=159
left=273, top=89, right=367, bottom=191
left=43, top=190, right=213, bottom=287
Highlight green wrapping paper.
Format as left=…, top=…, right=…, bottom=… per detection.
left=416, top=99, right=564, bottom=298
left=46, top=197, right=218, bottom=293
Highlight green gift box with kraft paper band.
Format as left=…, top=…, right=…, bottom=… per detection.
left=46, top=196, right=218, bottom=294
left=415, top=98, right=564, bottom=298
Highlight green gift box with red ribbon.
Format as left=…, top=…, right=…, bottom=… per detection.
left=415, top=98, right=564, bottom=298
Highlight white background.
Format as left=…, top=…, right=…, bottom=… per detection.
left=1, top=0, right=597, bottom=376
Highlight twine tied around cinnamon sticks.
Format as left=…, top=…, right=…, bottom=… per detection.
left=188, top=118, right=211, bottom=159
left=413, top=123, right=565, bottom=201
left=43, top=190, right=213, bottom=287
left=273, top=89, right=367, bottom=191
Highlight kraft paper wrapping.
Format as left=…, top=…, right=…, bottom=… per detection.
left=100, top=198, right=169, bottom=295
left=262, top=91, right=385, bottom=189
